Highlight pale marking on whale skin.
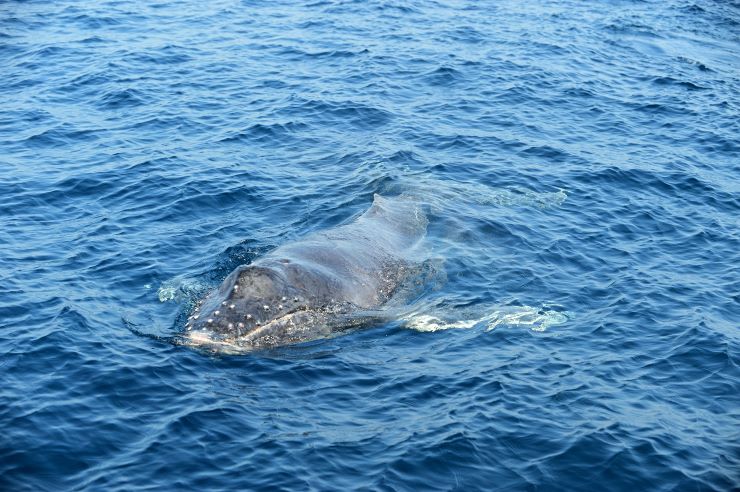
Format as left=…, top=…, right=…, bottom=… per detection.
left=186, top=309, right=322, bottom=351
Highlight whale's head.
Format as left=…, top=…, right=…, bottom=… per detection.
left=182, top=265, right=334, bottom=351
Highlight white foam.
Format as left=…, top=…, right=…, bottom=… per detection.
left=157, top=285, right=177, bottom=302
left=404, top=314, right=480, bottom=332
left=404, top=305, right=571, bottom=333
left=157, top=277, right=208, bottom=303
left=483, top=305, right=570, bottom=332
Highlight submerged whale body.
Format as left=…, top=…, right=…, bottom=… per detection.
left=184, top=194, right=429, bottom=351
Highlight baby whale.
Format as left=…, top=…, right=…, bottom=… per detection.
left=183, top=194, right=430, bottom=351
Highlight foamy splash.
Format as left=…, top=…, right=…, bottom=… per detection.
left=157, top=277, right=208, bottom=303
left=404, top=305, right=571, bottom=333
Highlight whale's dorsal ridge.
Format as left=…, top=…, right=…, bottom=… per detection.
left=369, top=193, right=388, bottom=214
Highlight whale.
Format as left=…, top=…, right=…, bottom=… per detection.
left=182, top=194, right=431, bottom=351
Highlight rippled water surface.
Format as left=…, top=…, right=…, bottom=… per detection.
left=2, top=0, right=739, bottom=490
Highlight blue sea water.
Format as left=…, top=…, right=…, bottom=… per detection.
left=1, top=0, right=739, bottom=489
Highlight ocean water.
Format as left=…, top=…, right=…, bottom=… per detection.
left=1, top=0, right=739, bottom=489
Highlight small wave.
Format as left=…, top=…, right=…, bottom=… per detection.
left=218, top=122, right=308, bottom=144
left=423, top=66, right=463, bottom=86
left=72, top=14, right=122, bottom=29
left=98, top=88, right=148, bottom=110
left=603, top=21, right=663, bottom=39
left=22, top=124, right=99, bottom=147
left=79, top=36, right=107, bottom=45
left=124, top=47, right=193, bottom=66
left=275, top=46, right=368, bottom=60
left=404, top=305, right=571, bottom=333
left=676, top=56, right=712, bottom=72
left=305, top=49, right=367, bottom=59
left=273, top=97, right=393, bottom=130
left=444, top=26, right=485, bottom=44
left=650, top=76, right=706, bottom=91
left=519, top=144, right=574, bottom=162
